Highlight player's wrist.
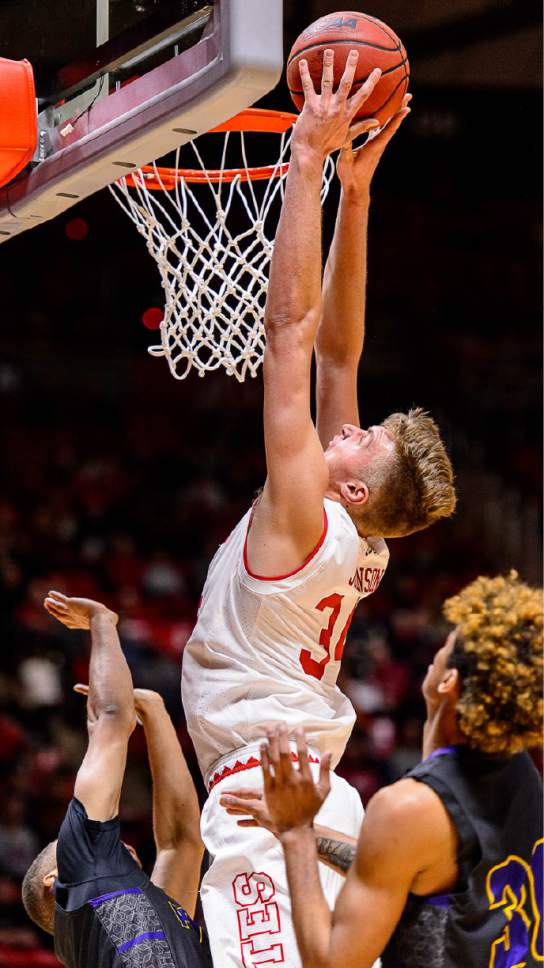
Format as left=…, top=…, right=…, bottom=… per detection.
left=340, top=182, right=371, bottom=206
left=90, top=607, right=119, bottom=626
left=290, top=134, right=327, bottom=170
left=279, top=823, right=316, bottom=847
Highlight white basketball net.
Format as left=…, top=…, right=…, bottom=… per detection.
left=110, top=127, right=334, bottom=381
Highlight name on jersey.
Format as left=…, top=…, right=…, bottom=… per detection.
left=349, top=566, right=385, bottom=595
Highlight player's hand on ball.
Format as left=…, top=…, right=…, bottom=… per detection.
left=337, top=93, right=411, bottom=195
left=293, top=49, right=382, bottom=158
left=258, top=724, right=332, bottom=834
left=44, top=590, right=118, bottom=629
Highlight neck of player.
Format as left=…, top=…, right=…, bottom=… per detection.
left=422, top=702, right=467, bottom=760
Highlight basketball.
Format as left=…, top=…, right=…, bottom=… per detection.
left=286, top=11, right=410, bottom=128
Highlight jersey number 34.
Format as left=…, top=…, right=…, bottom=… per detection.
left=300, top=594, right=357, bottom=680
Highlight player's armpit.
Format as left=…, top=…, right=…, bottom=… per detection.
left=151, top=842, right=203, bottom=919
left=74, top=715, right=133, bottom=822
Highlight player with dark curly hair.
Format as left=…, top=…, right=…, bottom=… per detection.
left=222, top=571, right=543, bottom=968
left=443, top=571, right=542, bottom=755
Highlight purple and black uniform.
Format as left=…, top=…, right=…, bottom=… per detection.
left=382, top=747, right=543, bottom=968
left=53, top=798, right=212, bottom=968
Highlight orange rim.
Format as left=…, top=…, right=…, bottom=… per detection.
left=210, top=107, right=297, bottom=134
left=124, top=108, right=297, bottom=189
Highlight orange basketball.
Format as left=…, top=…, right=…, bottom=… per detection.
left=286, top=11, right=409, bottom=128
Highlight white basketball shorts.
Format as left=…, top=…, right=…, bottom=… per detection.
left=199, top=745, right=368, bottom=968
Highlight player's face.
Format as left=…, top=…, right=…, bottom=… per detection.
left=422, top=629, right=457, bottom=704
left=324, top=423, right=396, bottom=482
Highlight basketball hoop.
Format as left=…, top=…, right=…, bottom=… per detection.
left=110, top=108, right=335, bottom=381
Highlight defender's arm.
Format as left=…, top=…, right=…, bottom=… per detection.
left=136, top=691, right=204, bottom=918
left=44, top=592, right=136, bottom=822
left=281, top=781, right=454, bottom=968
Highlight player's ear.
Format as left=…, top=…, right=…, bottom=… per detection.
left=42, top=870, right=57, bottom=890
left=340, top=480, right=369, bottom=507
left=438, top=668, right=459, bottom=699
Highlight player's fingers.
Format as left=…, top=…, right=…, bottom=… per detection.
left=260, top=742, right=274, bottom=789
left=44, top=597, right=68, bottom=612
left=378, top=105, right=411, bottom=142
left=221, top=789, right=263, bottom=801
left=347, top=66, right=382, bottom=118
left=295, top=728, right=312, bottom=779
left=336, top=49, right=359, bottom=101
left=318, top=753, right=332, bottom=797
left=299, top=59, right=317, bottom=103
left=266, top=727, right=282, bottom=774
left=46, top=593, right=68, bottom=608
left=345, top=117, right=380, bottom=143
left=352, top=104, right=409, bottom=152
left=223, top=804, right=256, bottom=816
left=219, top=794, right=262, bottom=810
left=47, top=589, right=67, bottom=602
left=277, top=724, right=294, bottom=781
left=321, top=48, right=334, bottom=97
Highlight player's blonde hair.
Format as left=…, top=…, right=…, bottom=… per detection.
left=444, top=572, right=543, bottom=755
left=365, top=408, right=456, bottom=537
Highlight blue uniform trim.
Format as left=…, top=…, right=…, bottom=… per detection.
left=88, top=887, right=143, bottom=908
left=424, top=893, right=451, bottom=908
left=117, top=930, right=166, bottom=952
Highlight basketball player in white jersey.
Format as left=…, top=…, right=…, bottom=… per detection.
left=182, top=52, right=456, bottom=967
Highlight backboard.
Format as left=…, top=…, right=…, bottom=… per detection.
left=0, top=0, right=283, bottom=241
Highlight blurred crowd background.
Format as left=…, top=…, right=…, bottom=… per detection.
left=0, top=0, right=541, bottom=963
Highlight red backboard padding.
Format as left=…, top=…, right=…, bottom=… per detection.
left=0, top=57, right=37, bottom=188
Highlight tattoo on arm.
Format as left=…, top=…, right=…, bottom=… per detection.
left=316, top=836, right=357, bottom=873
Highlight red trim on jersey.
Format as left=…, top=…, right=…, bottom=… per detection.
left=243, top=508, right=328, bottom=582
left=209, top=750, right=320, bottom=792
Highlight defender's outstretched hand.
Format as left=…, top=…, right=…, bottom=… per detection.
left=255, top=725, right=332, bottom=834
left=293, top=49, right=382, bottom=158
left=44, top=590, right=117, bottom=629
left=337, top=93, right=412, bottom=195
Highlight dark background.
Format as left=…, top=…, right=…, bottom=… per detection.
left=0, top=1, right=541, bottom=963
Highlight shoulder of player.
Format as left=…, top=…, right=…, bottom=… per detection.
left=357, top=779, right=451, bottom=860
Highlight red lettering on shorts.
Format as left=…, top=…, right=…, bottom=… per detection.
left=232, top=872, right=286, bottom=966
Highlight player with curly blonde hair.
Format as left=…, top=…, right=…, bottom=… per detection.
left=223, top=571, right=543, bottom=968
left=443, top=570, right=542, bottom=755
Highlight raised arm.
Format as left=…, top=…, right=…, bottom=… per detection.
left=246, top=53, right=382, bottom=576
left=253, top=725, right=458, bottom=968
left=315, top=99, right=411, bottom=449
left=44, top=591, right=135, bottom=822
left=134, top=690, right=204, bottom=918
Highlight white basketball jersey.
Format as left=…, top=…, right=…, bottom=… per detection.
left=182, top=497, right=389, bottom=783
